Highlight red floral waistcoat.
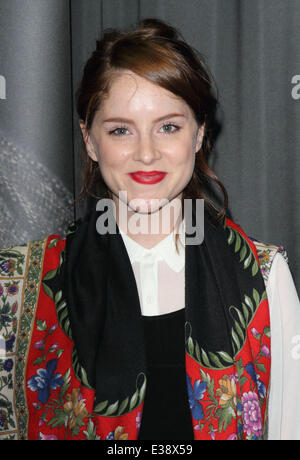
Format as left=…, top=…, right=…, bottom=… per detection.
left=0, top=218, right=274, bottom=440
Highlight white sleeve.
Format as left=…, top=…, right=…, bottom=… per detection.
left=267, top=252, right=300, bottom=440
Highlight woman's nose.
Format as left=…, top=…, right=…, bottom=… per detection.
left=133, top=133, right=161, bottom=164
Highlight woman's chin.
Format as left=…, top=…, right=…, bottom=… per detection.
left=127, top=197, right=169, bottom=214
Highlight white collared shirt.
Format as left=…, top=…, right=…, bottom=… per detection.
left=119, top=221, right=300, bottom=440
left=119, top=219, right=186, bottom=316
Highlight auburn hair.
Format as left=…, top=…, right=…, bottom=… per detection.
left=74, top=18, right=228, bottom=250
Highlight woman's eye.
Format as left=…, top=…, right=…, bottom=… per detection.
left=108, top=126, right=129, bottom=136
left=161, top=123, right=180, bottom=134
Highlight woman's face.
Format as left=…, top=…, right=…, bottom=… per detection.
left=80, top=70, right=204, bottom=214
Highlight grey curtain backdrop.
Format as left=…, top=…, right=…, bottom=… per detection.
left=0, top=0, right=299, bottom=292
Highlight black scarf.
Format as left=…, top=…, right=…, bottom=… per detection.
left=59, top=201, right=266, bottom=416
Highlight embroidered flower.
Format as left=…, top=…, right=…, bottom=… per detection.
left=256, top=378, right=266, bottom=399
left=136, top=411, right=142, bottom=430
left=49, top=324, right=58, bottom=334
left=245, top=362, right=257, bottom=381
left=63, top=388, right=88, bottom=429
left=105, top=426, right=129, bottom=440
left=8, top=259, right=16, bottom=274
left=245, top=362, right=266, bottom=398
left=24, top=305, right=33, bottom=316
left=18, top=406, right=26, bottom=417
left=34, top=339, right=45, bottom=350
left=250, top=327, right=260, bottom=339
left=3, top=359, right=13, bottom=372
left=11, top=301, right=18, bottom=314
left=19, top=329, right=29, bottom=341
left=226, top=433, right=238, bottom=440
left=261, top=345, right=270, bottom=358
left=241, top=391, right=263, bottom=438
left=49, top=343, right=59, bottom=353
left=216, top=374, right=238, bottom=409
left=5, top=334, right=15, bottom=352
left=37, top=432, right=58, bottom=440
left=12, top=318, right=18, bottom=332
left=7, top=283, right=19, bottom=296
left=207, top=424, right=217, bottom=439
left=258, top=252, right=270, bottom=263
left=26, top=281, right=36, bottom=292
left=0, top=283, right=3, bottom=296
left=0, top=260, right=11, bottom=275
left=0, top=409, right=9, bottom=430
left=27, top=358, right=64, bottom=404
left=0, top=258, right=17, bottom=275
left=186, top=374, right=207, bottom=421
left=30, top=259, right=40, bottom=269
left=0, top=304, right=10, bottom=327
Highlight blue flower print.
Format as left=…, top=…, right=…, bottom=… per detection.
left=27, top=358, right=64, bottom=404
left=5, top=334, right=15, bottom=352
left=3, top=359, right=13, bottom=372
left=0, top=260, right=10, bottom=274
left=186, top=374, right=207, bottom=421
left=0, top=304, right=10, bottom=327
left=245, top=362, right=256, bottom=382
left=245, top=362, right=266, bottom=398
left=256, top=378, right=266, bottom=398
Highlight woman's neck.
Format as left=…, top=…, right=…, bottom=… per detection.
left=114, top=196, right=183, bottom=249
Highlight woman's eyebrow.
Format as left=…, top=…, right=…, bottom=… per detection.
left=101, top=113, right=186, bottom=124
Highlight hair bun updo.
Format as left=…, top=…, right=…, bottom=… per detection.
left=96, top=18, right=179, bottom=54
left=130, top=18, right=179, bottom=40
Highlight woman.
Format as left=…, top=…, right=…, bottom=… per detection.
left=0, top=18, right=299, bottom=441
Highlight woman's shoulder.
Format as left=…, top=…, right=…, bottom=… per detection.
left=224, top=216, right=288, bottom=286
left=248, top=236, right=289, bottom=285
left=0, top=234, right=66, bottom=279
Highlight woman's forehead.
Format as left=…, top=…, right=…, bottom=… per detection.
left=98, top=71, right=191, bottom=120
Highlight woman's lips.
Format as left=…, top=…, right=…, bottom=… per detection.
left=128, top=171, right=167, bottom=184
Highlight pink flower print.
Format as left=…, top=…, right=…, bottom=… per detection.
left=34, top=339, right=45, bottom=350
left=250, top=327, right=260, bottom=339
left=227, top=433, right=238, bottom=440
left=37, top=432, right=58, bottom=440
left=242, top=391, right=263, bottom=438
left=7, top=284, right=19, bottom=296
left=136, top=411, right=142, bottom=430
left=11, top=301, right=18, bottom=314
left=49, top=343, right=59, bottom=353
left=49, top=324, right=58, bottom=334
left=261, top=345, right=270, bottom=358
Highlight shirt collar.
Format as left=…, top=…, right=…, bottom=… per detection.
left=119, top=219, right=185, bottom=273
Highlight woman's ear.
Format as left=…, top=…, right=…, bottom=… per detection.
left=195, top=123, right=205, bottom=153
left=79, top=120, right=98, bottom=162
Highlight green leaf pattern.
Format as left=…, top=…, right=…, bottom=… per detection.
left=93, top=372, right=146, bottom=417
left=186, top=224, right=267, bottom=369
left=186, top=286, right=267, bottom=369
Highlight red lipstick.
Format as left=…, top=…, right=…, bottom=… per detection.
left=129, top=171, right=167, bottom=184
